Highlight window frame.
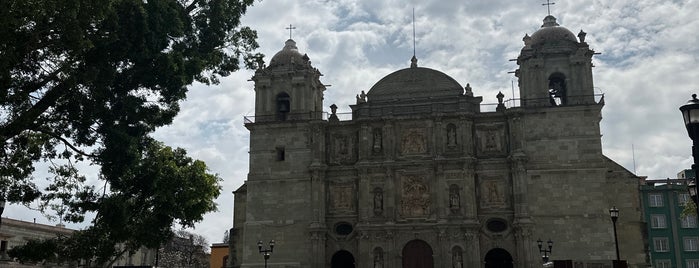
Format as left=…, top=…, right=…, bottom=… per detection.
left=649, top=193, right=664, bottom=207
left=651, top=214, right=667, bottom=229
left=683, top=215, right=698, bottom=228
left=686, top=237, right=699, bottom=252
left=654, top=237, right=670, bottom=252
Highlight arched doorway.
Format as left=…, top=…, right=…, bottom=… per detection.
left=484, top=248, right=513, bottom=268
left=402, top=239, right=434, bottom=268
left=331, top=250, right=355, bottom=268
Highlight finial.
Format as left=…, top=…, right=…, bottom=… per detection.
left=286, top=24, right=296, bottom=39
left=542, top=0, right=555, bottom=16
left=523, top=33, right=532, bottom=46
left=411, top=55, right=418, bottom=68
left=497, top=91, right=505, bottom=104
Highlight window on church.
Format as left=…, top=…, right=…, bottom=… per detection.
left=649, top=193, right=664, bottom=207
left=685, top=237, right=699, bottom=251
left=654, top=237, right=669, bottom=252
left=683, top=215, right=698, bottom=228
left=547, top=73, right=567, bottom=106
left=651, top=214, right=667, bottom=229
left=276, top=92, right=291, bottom=121
left=276, top=147, right=285, bottom=161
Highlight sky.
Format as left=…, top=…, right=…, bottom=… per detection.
left=4, top=0, right=699, bottom=249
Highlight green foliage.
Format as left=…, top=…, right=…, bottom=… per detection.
left=0, top=0, right=256, bottom=265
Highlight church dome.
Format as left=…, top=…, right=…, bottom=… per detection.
left=367, top=65, right=464, bottom=102
left=269, top=39, right=307, bottom=68
left=529, top=15, right=578, bottom=46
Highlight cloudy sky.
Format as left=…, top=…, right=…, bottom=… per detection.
left=5, top=0, right=699, bottom=248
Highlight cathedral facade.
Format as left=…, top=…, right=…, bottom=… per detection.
left=230, top=15, right=648, bottom=268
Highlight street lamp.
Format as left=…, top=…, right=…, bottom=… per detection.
left=680, top=94, right=699, bottom=213
left=537, top=239, right=553, bottom=263
left=609, top=206, right=620, bottom=261
left=257, top=239, right=275, bottom=268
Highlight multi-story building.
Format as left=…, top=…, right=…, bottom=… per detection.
left=230, top=12, right=648, bottom=268
left=641, top=178, right=699, bottom=268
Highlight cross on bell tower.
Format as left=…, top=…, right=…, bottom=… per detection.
left=542, top=0, right=555, bottom=15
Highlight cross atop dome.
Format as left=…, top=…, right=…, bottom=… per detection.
left=542, top=0, right=555, bottom=16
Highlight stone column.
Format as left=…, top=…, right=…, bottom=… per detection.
left=462, top=157, right=477, bottom=219
left=509, top=151, right=529, bottom=218
left=309, top=230, right=326, bottom=268
left=464, top=229, right=480, bottom=268
left=513, top=224, right=535, bottom=268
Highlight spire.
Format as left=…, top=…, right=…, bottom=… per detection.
left=411, top=55, right=418, bottom=68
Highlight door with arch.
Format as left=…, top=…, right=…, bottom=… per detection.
left=402, top=239, right=434, bottom=268
left=484, top=248, right=514, bottom=268
left=331, top=250, right=356, bottom=268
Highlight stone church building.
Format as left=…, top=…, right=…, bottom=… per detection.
left=230, top=15, right=648, bottom=268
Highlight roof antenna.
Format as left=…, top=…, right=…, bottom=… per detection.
left=413, top=8, right=416, bottom=57
left=542, top=0, right=555, bottom=16
left=411, top=8, right=418, bottom=68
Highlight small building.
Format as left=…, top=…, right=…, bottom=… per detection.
left=640, top=177, right=699, bottom=268
left=0, top=217, right=74, bottom=267
left=210, top=243, right=229, bottom=268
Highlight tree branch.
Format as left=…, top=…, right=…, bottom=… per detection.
left=37, top=128, right=98, bottom=158
left=0, top=80, right=69, bottom=143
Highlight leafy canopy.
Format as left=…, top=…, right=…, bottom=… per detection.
left=1, top=0, right=261, bottom=264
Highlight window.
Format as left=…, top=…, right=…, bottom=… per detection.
left=680, top=193, right=691, bottom=205
left=276, top=92, right=291, bottom=121
left=649, top=194, right=664, bottom=207
left=655, top=259, right=671, bottom=268
left=688, top=260, right=699, bottom=268
left=686, top=237, right=699, bottom=251
left=276, top=147, right=285, bottom=161
left=683, top=215, right=698, bottom=228
left=654, top=237, right=669, bottom=252
left=651, top=215, right=667, bottom=229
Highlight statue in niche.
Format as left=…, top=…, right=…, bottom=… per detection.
left=446, top=124, right=457, bottom=147
left=452, top=248, right=463, bottom=268
left=373, top=188, right=383, bottom=216
left=400, top=175, right=430, bottom=217
left=449, top=185, right=460, bottom=211
left=485, top=131, right=497, bottom=150
left=373, top=129, right=382, bottom=153
left=373, top=248, right=384, bottom=268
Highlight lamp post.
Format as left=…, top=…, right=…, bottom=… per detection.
left=257, top=239, right=275, bottom=268
left=680, top=94, right=699, bottom=214
left=537, top=239, right=553, bottom=263
left=609, top=206, right=620, bottom=261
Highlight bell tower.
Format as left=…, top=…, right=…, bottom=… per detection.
left=516, top=15, right=596, bottom=107
left=251, top=39, right=325, bottom=121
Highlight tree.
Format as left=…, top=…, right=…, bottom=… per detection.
left=157, top=230, right=210, bottom=268
left=1, top=0, right=261, bottom=265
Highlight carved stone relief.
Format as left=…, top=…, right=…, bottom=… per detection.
left=329, top=132, right=356, bottom=164
left=480, top=179, right=506, bottom=208
left=399, top=174, right=431, bottom=217
left=330, top=185, right=354, bottom=212
left=476, top=124, right=505, bottom=155
left=400, top=128, right=427, bottom=155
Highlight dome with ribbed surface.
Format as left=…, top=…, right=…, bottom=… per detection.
left=366, top=66, right=464, bottom=102
left=269, top=39, right=306, bottom=68
left=529, top=15, right=578, bottom=46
